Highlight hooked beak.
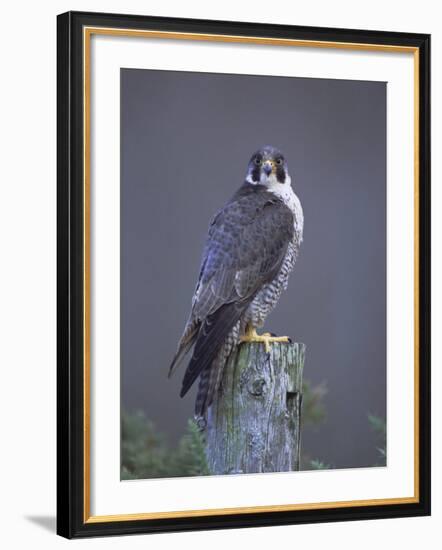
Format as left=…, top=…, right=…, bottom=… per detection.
left=263, top=161, right=273, bottom=176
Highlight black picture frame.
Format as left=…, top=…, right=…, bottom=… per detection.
left=57, top=10, right=431, bottom=539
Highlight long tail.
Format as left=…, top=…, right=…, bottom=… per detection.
left=194, top=364, right=213, bottom=417
left=194, top=328, right=238, bottom=416
left=180, top=302, right=248, bottom=409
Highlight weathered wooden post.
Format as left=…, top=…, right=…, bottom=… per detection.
left=206, top=341, right=305, bottom=475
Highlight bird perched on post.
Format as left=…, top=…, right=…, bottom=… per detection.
left=168, top=145, right=304, bottom=420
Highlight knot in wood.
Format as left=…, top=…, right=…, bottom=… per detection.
left=248, top=377, right=266, bottom=397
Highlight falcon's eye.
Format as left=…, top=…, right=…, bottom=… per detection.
left=275, top=157, right=283, bottom=165
left=254, top=156, right=262, bottom=165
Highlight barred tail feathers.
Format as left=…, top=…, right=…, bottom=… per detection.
left=194, top=326, right=239, bottom=417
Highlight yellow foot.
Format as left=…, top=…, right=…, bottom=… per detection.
left=240, top=326, right=291, bottom=354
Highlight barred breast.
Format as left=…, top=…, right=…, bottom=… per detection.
left=244, top=241, right=299, bottom=328
left=244, top=183, right=303, bottom=329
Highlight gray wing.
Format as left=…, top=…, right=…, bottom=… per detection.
left=169, top=188, right=294, bottom=396
left=193, top=193, right=294, bottom=319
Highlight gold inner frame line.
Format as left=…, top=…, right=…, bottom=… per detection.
left=82, top=26, right=420, bottom=524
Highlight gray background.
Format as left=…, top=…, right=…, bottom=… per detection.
left=121, top=68, right=386, bottom=470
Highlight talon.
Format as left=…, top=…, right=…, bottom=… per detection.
left=240, top=324, right=291, bottom=353
left=264, top=337, right=270, bottom=354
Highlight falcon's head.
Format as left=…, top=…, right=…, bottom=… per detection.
left=245, top=145, right=291, bottom=187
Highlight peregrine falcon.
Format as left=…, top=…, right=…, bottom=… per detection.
left=169, top=145, right=304, bottom=418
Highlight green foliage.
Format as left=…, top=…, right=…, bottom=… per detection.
left=121, top=395, right=385, bottom=478
left=302, top=414, right=387, bottom=471
left=368, top=413, right=386, bottom=438
left=309, top=459, right=331, bottom=470
left=121, top=410, right=210, bottom=480
left=299, top=379, right=328, bottom=470
left=302, top=379, right=328, bottom=427
left=171, top=419, right=211, bottom=476
left=368, top=414, right=387, bottom=466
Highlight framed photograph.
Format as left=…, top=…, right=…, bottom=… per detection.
left=57, top=11, right=431, bottom=538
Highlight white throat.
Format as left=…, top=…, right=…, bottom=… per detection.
left=267, top=176, right=304, bottom=242
left=245, top=171, right=287, bottom=187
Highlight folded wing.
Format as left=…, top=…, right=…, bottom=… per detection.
left=169, top=186, right=295, bottom=400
